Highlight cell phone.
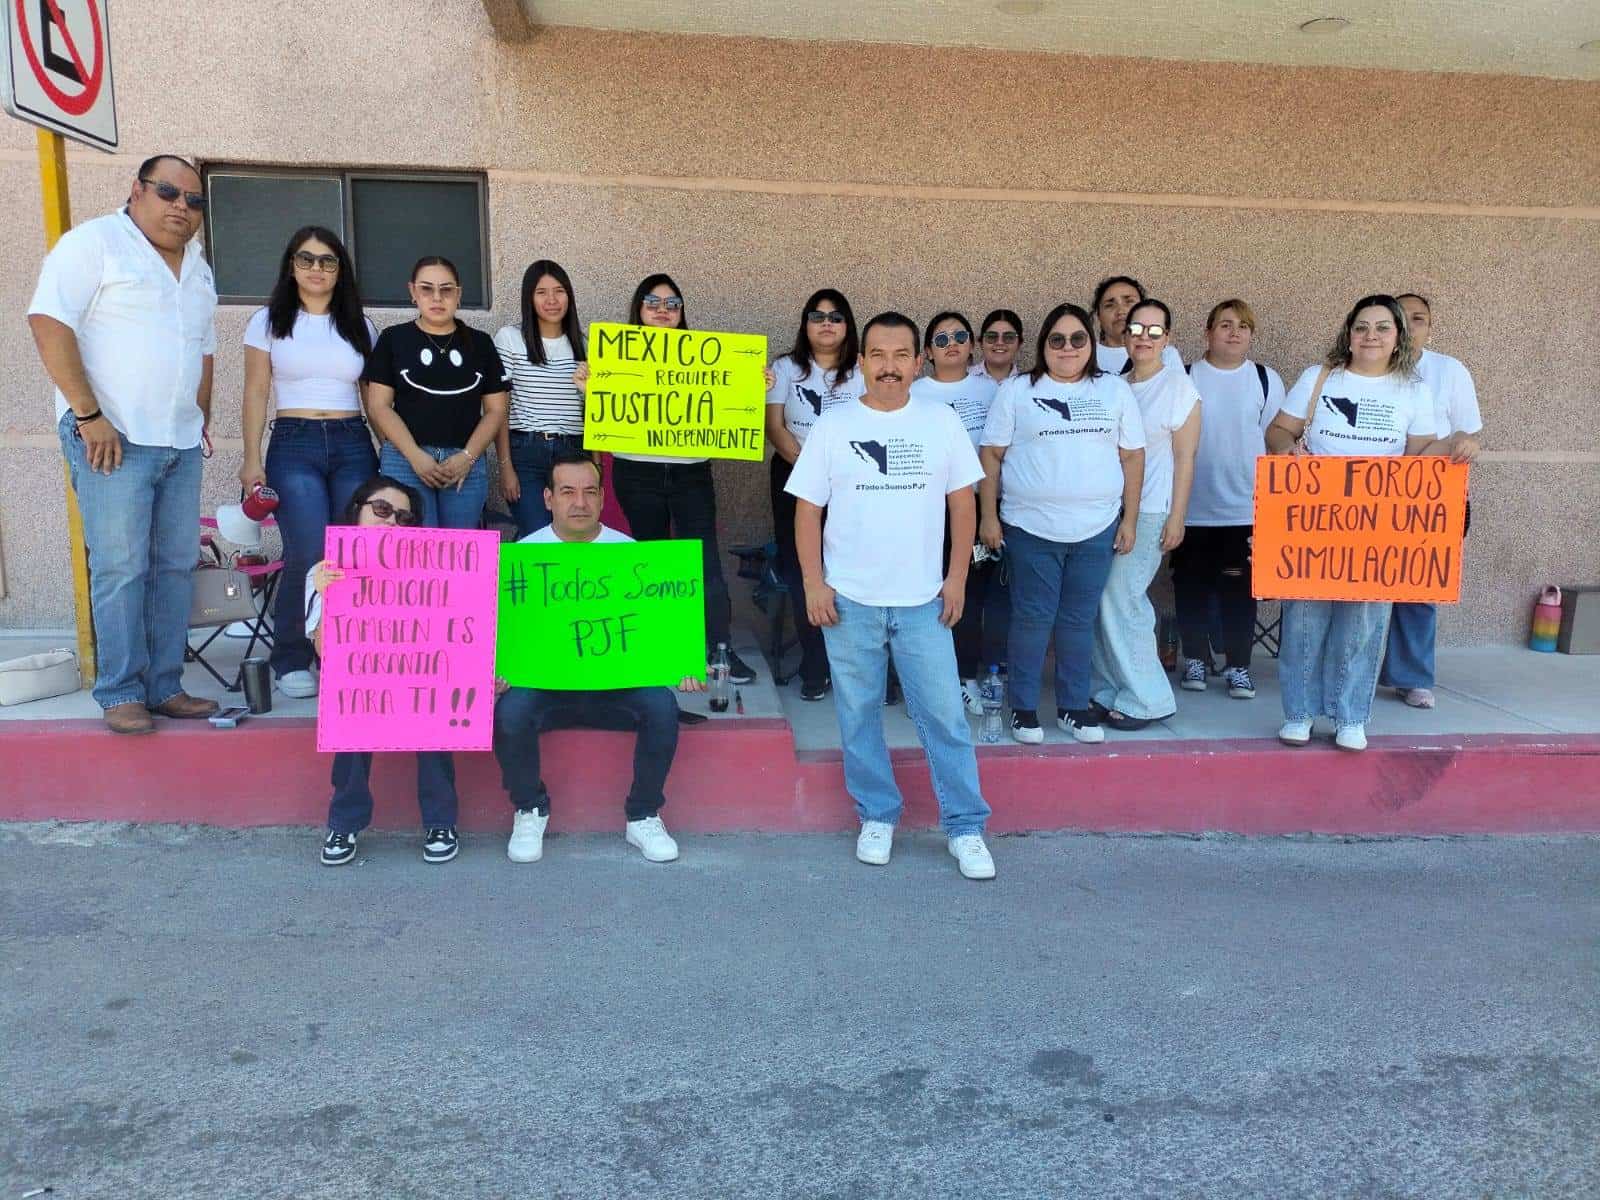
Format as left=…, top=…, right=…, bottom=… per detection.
left=209, top=706, right=251, bottom=728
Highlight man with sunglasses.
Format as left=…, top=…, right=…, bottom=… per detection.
left=28, top=155, right=219, bottom=735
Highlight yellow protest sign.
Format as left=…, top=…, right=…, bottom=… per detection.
left=584, top=322, right=767, bottom=461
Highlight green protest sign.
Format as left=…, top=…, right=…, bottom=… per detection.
left=583, top=321, right=767, bottom=461
left=496, top=539, right=707, bottom=689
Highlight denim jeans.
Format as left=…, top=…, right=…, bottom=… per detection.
left=821, top=594, right=991, bottom=836
left=1280, top=599, right=1392, bottom=726
left=1170, top=524, right=1257, bottom=668
left=769, top=454, right=829, bottom=687
left=505, top=430, right=584, bottom=539
left=58, top=411, right=202, bottom=709
left=1379, top=602, right=1436, bottom=690
left=377, top=442, right=489, bottom=530
left=1090, top=509, right=1175, bottom=719
left=493, top=686, right=679, bottom=820
left=1005, top=517, right=1118, bottom=714
left=327, top=751, right=458, bottom=833
left=264, top=417, right=377, bottom=676
left=611, top=457, right=732, bottom=649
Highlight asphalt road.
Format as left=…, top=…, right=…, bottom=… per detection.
left=3, top=822, right=1597, bottom=1199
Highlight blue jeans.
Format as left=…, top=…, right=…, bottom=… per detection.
left=821, top=594, right=990, bottom=836
left=1280, top=600, right=1392, bottom=726
left=1380, top=602, right=1436, bottom=690
left=58, top=412, right=202, bottom=710
left=378, top=442, right=489, bottom=530
left=327, top=751, right=458, bottom=833
left=611, top=457, right=732, bottom=649
left=493, top=686, right=679, bottom=820
left=264, top=417, right=377, bottom=676
left=505, top=430, right=583, bottom=539
left=1005, top=518, right=1118, bottom=713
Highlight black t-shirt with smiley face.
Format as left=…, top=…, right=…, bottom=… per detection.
left=365, top=320, right=510, bottom=449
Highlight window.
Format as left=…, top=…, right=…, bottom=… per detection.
left=202, top=166, right=490, bottom=308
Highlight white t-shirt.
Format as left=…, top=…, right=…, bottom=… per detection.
left=910, top=374, right=999, bottom=449
left=1126, top=365, right=1200, bottom=514
left=493, top=326, right=584, bottom=435
left=244, top=309, right=375, bottom=413
left=784, top=397, right=984, bottom=607
left=1282, top=366, right=1438, bottom=457
left=767, top=357, right=865, bottom=447
left=1093, top=342, right=1185, bottom=378
left=981, top=371, right=1146, bottom=544
left=1186, top=358, right=1284, bottom=526
left=968, top=361, right=1020, bottom=383
left=1417, top=348, right=1483, bottom=436
left=305, top=565, right=325, bottom=637
left=518, top=523, right=634, bottom=545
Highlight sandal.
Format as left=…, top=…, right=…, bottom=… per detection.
left=1104, top=709, right=1170, bottom=731
left=1402, top=688, right=1436, bottom=709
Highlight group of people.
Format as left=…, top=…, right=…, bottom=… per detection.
left=26, top=154, right=1483, bottom=882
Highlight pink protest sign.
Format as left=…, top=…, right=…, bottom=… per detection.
left=315, top=527, right=500, bottom=753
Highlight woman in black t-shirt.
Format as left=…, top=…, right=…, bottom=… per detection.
left=365, top=256, right=510, bottom=529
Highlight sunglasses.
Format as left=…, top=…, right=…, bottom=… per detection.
left=641, top=295, right=684, bottom=311
left=362, top=499, right=421, bottom=525
left=806, top=310, right=846, bottom=325
left=1127, top=322, right=1167, bottom=339
left=1046, top=330, right=1091, bottom=351
left=930, top=330, right=971, bottom=348
left=140, top=178, right=205, bottom=211
left=982, top=330, right=1020, bottom=344
left=293, top=251, right=340, bottom=272
left=414, top=282, right=460, bottom=300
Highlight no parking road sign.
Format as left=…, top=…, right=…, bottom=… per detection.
left=2, top=0, right=116, bottom=150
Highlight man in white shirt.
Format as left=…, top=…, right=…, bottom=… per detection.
left=28, top=155, right=219, bottom=735
left=494, top=450, right=705, bottom=865
left=786, top=313, right=996, bottom=881
left=1381, top=293, right=1485, bottom=708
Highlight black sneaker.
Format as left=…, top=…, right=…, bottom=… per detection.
left=422, top=827, right=459, bottom=864
left=1010, top=709, right=1044, bottom=745
left=800, top=676, right=830, bottom=702
left=726, top=650, right=757, bottom=685
left=321, top=830, right=357, bottom=866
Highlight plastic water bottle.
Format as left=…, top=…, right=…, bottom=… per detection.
left=980, top=665, right=1004, bottom=744
left=709, top=643, right=731, bottom=712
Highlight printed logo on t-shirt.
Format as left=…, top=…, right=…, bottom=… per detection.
left=401, top=341, right=482, bottom=397
left=1030, top=392, right=1113, bottom=436
left=1319, top=392, right=1400, bottom=442
left=796, top=385, right=825, bottom=415
left=847, top=438, right=929, bottom=490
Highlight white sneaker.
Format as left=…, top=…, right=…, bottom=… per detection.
left=1278, top=719, right=1313, bottom=746
left=948, top=834, right=996, bottom=880
left=507, top=808, right=549, bottom=863
left=856, top=820, right=894, bottom=866
left=625, top=816, right=679, bottom=862
left=1335, top=724, right=1368, bottom=752
left=1010, top=714, right=1045, bottom=745
left=278, top=669, right=318, bottom=699
left=1057, top=712, right=1105, bottom=744
left=961, top=678, right=984, bottom=717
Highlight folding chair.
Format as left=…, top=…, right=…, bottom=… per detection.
left=728, top=541, right=800, bottom=685
left=1253, top=604, right=1282, bottom=658
left=186, top=517, right=284, bottom=691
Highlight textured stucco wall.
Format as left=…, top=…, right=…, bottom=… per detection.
left=1, top=1, right=1596, bottom=643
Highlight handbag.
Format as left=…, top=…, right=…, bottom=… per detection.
left=0, top=648, right=80, bottom=706
left=190, top=541, right=260, bottom=628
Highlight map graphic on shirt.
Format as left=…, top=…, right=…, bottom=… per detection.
left=1033, top=395, right=1073, bottom=421
left=846, top=438, right=927, bottom=479
left=1030, top=389, right=1111, bottom=434
left=797, top=386, right=825, bottom=416
left=1322, top=395, right=1360, bottom=426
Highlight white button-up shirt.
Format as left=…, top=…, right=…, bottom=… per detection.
left=28, top=209, right=217, bottom=449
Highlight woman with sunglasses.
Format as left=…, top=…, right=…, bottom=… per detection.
left=239, top=227, right=377, bottom=700
left=364, top=256, right=509, bottom=531
left=979, top=303, right=1145, bottom=745
left=1091, top=276, right=1184, bottom=376
left=912, top=311, right=1007, bottom=710
left=766, top=289, right=864, bottom=700
left=493, top=260, right=586, bottom=538
left=1265, top=294, right=1446, bottom=752
left=306, top=476, right=462, bottom=866
left=1088, top=300, right=1200, bottom=730
left=604, top=274, right=755, bottom=685
left=972, top=309, right=1024, bottom=385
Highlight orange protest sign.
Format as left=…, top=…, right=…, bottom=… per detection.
left=1252, top=456, right=1470, bottom=603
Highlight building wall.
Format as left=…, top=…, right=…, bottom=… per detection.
left=2, top=0, right=1596, bottom=640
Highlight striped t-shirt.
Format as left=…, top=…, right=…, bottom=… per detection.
left=493, top=326, right=584, bottom=434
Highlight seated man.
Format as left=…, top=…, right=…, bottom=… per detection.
left=494, top=449, right=705, bottom=864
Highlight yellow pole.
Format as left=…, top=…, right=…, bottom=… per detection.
left=37, top=127, right=96, bottom=684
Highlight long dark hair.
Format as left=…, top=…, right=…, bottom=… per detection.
left=264, top=226, right=371, bottom=357
left=1030, top=303, right=1102, bottom=385
left=339, top=476, right=424, bottom=526
left=519, top=259, right=585, bottom=365
left=627, top=273, right=689, bottom=330
left=784, top=288, right=859, bottom=391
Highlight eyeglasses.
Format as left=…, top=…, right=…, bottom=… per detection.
left=641, top=295, right=684, bottom=312
left=982, top=330, right=1019, bottom=344
left=362, top=499, right=421, bottom=525
left=930, top=330, right=971, bottom=348
left=806, top=310, right=846, bottom=325
left=1126, top=322, right=1167, bottom=339
left=1046, top=330, right=1091, bottom=350
left=293, top=251, right=340, bottom=272
left=414, top=282, right=460, bottom=300
left=139, top=178, right=205, bottom=211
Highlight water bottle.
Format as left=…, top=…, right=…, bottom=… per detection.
left=980, top=665, right=1003, bottom=744
left=709, top=643, right=731, bottom=712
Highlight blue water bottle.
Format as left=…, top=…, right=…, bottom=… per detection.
left=980, top=665, right=1004, bottom=744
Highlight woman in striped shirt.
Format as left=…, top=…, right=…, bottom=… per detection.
left=493, top=260, right=587, bottom=537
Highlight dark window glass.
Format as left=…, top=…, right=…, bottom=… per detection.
left=205, top=173, right=343, bottom=301
left=350, top=177, right=486, bottom=308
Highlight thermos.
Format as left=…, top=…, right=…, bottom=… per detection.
left=1530, top=586, right=1562, bottom=653
left=241, top=657, right=273, bottom=712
